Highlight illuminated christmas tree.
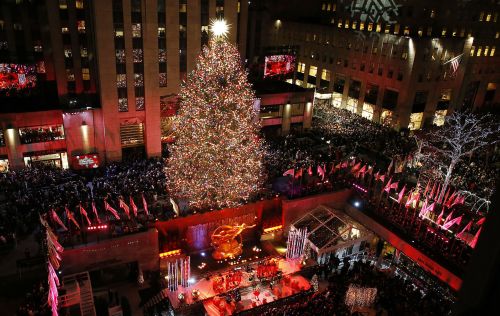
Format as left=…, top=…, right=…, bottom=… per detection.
left=166, top=20, right=265, bottom=210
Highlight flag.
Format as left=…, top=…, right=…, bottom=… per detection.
left=142, top=193, right=149, bottom=216
left=397, top=185, right=407, bottom=203
left=349, top=159, right=356, bottom=167
left=383, top=178, right=392, bottom=193
left=469, top=227, right=482, bottom=248
left=476, top=217, right=486, bottom=226
left=170, top=198, right=180, bottom=216
left=283, top=168, right=294, bottom=177
left=366, top=166, right=373, bottom=175
left=51, top=210, right=68, bottom=231
left=104, top=200, right=120, bottom=220
left=351, top=162, right=361, bottom=173
left=450, top=194, right=465, bottom=208
left=79, top=204, right=91, bottom=226
left=341, top=161, right=348, bottom=168
left=379, top=174, right=386, bottom=183
left=448, top=54, right=462, bottom=74
left=65, top=207, right=80, bottom=229
left=430, top=182, right=437, bottom=200
left=419, top=198, right=429, bottom=217
left=436, top=208, right=445, bottom=225
left=374, top=171, right=380, bottom=181
left=387, top=159, right=394, bottom=175
left=442, top=215, right=463, bottom=230
left=435, top=183, right=441, bottom=201
left=423, top=180, right=430, bottom=197
left=443, top=188, right=451, bottom=206
left=445, top=191, right=457, bottom=208
left=405, top=191, right=420, bottom=208
left=119, top=198, right=131, bottom=218
left=420, top=202, right=435, bottom=218
left=457, top=220, right=473, bottom=239
left=91, top=200, right=101, bottom=224
left=443, top=211, right=454, bottom=225
left=307, top=166, right=313, bottom=175
left=295, top=168, right=303, bottom=178
left=334, top=162, right=342, bottom=171
left=317, top=165, right=325, bottom=180
left=357, top=165, right=367, bottom=178
left=130, top=196, right=138, bottom=217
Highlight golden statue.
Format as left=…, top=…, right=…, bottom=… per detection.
left=211, top=223, right=255, bottom=260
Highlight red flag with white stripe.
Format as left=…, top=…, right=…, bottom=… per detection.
left=92, top=200, right=101, bottom=224
left=130, top=196, right=138, bottom=217
left=79, top=204, right=91, bottom=226
left=104, top=200, right=120, bottom=220
left=51, top=210, right=68, bottom=231
left=142, top=193, right=149, bottom=216
left=119, top=198, right=131, bottom=219
left=65, top=207, right=80, bottom=229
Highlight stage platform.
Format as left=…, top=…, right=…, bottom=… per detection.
left=166, top=257, right=308, bottom=311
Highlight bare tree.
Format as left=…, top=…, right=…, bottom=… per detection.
left=418, top=111, right=499, bottom=202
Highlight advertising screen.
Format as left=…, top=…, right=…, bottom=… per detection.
left=264, top=55, right=296, bottom=78
left=72, top=154, right=100, bottom=169
left=0, top=64, right=37, bottom=91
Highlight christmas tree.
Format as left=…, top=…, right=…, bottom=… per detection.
left=166, top=20, right=265, bottom=210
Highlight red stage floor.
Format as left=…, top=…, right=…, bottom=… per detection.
left=166, top=258, right=307, bottom=310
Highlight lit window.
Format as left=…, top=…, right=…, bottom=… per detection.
left=66, top=69, right=75, bottom=81
left=496, top=32, right=499, bottom=39
left=430, top=9, right=435, bottom=18
left=179, top=4, right=187, bottom=13
left=59, top=0, right=67, bottom=9
left=33, top=42, right=43, bottom=52
left=61, top=27, right=69, bottom=34
left=136, top=97, right=145, bottom=111
left=133, top=49, right=143, bottom=63
left=117, top=74, right=127, bottom=88
left=470, top=46, right=475, bottom=56
left=418, top=27, right=423, bottom=37
left=486, top=13, right=491, bottom=22
left=321, top=69, right=330, bottom=81
left=352, top=21, right=357, bottom=29
left=484, top=46, right=489, bottom=56
left=64, top=48, right=72, bottom=58
left=115, top=49, right=126, bottom=63
left=115, top=29, right=124, bottom=37
left=479, top=11, right=484, bottom=21
left=237, top=1, right=240, bottom=13
left=441, top=28, right=447, bottom=36
left=36, top=61, right=46, bottom=73
left=297, top=62, right=305, bottom=73
left=159, top=73, right=167, bottom=87
left=384, top=24, right=390, bottom=33
left=80, top=47, right=88, bottom=57
left=367, top=23, right=373, bottom=31
left=132, top=23, right=142, bottom=38
left=476, top=46, right=482, bottom=56
left=403, top=26, right=410, bottom=35
left=327, top=4, right=331, bottom=11
left=433, top=110, right=447, bottom=126
left=308, top=65, right=318, bottom=77
left=452, top=29, right=457, bottom=37
left=159, top=49, right=166, bottom=62
left=359, top=22, right=365, bottom=31
left=394, top=24, right=400, bottom=35
left=490, top=46, right=496, bottom=57
left=376, top=23, right=381, bottom=32
left=345, top=20, right=350, bottom=28
left=408, top=113, right=423, bottom=130
left=77, top=20, right=86, bottom=33
left=75, top=0, right=84, bottom=9
left=158, top=27, right=166, bottom=37
left=134, top=73, right=144, bottom=87
left=118, top=98, right=128, bottom=112
left=82, top=68, right=90, bottom=80
left=337, top=19, right=342, bottom=28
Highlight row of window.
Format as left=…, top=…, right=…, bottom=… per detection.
left=470, top=45, right=496, bottom=57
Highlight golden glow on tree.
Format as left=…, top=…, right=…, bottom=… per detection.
left=210, top=18, right=229, bottom=38
left=166, top=38, right=265, bottom=210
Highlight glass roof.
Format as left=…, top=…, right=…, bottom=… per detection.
left=291, top=205, right=370, bottom=253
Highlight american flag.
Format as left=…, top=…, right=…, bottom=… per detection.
left=448, top=54, right=463, bottom=74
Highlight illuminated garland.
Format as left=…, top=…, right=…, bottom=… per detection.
left=166, top=38, right=265, bottom=210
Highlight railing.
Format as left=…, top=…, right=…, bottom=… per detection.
left=60, top=271, right=96, bottom=316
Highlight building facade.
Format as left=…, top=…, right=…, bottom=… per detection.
left=256, top=0, right=500, bottom=130
left=0, top=0, right=249, bottom=169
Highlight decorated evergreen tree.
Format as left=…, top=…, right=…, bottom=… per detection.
left=166, top=21, right=265, bottom=210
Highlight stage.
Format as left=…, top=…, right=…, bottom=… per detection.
left=166, top=257, right=310, bottom=314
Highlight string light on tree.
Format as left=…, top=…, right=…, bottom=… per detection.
left=166, top=28, right=265, bottom=210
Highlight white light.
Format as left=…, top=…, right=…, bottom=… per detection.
left=210, top=19, right=229, bottom=38
left=201, top=252, right=206, bottom=257
left=188, top=277, right=196, bottom=284
left=354, top=201, right=360, bottom=207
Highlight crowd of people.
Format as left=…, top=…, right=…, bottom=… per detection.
left=15, top=281, right=48, bottom=316
left=0, top=158, right=167, bottom=249
left=256, top=258, right=453, bottom=316
left=18, top=126, right=65, bottom=144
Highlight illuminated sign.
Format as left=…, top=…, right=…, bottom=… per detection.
left=72, top=154, right=100, bottom=169
left=0, top=64, right=37, bottom=91
left=264, top=55, right=296, bottom=78
left=350, top=0, right=401, bottom=24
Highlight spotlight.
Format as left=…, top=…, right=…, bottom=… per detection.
left=201, top=252, right=206, bottom=257
left=188, top=278, right=196, bottom=284
left=354, top=201, right=360, bottom=207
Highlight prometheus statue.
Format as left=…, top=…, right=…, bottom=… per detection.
left=211, top=223, right=255, bottom=260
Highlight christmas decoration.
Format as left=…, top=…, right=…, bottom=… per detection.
left=286, top=227, right=308, bottom=259
left=345, top=285, right=377, bottom=308
left=166, top=31, right=265, bottom=210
